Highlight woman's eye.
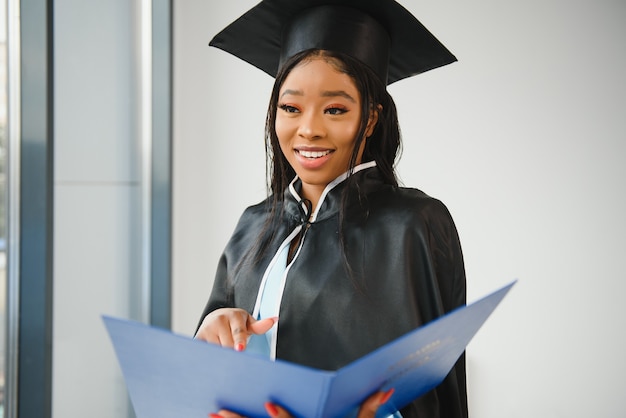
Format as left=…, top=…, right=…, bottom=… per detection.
left=325, top=107, right=348, bottom=115
left=279, top=104, right=299, bottom=113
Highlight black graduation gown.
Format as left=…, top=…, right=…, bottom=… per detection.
left=199, top=164, right=468, bottom=418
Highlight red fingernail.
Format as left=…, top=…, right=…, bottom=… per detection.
left=208, top=414, right=223, bottom=418
left=265, top=402, right=279, bottom=417
left=235, top=343, right=245, bottom=352
left=380, top=388, right=395, bottom=405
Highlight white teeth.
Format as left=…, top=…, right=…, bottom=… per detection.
left=299, top=150, right=331, bottom=158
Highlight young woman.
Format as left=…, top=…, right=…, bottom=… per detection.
left=195, top=2, right=467, bottom=417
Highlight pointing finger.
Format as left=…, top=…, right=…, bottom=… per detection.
left=249, top=316, right=279, bottom=335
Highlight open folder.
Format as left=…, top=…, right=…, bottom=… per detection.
left=103, top=281, right=515, bottom=418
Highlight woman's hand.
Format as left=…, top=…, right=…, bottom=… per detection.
left=209, top=388, right=395, bottom=418
left=208, top=403, right=289, bottom=418
left=195, top=308, right=277, bottom=351
left=354, top=388, right=395, bottom=418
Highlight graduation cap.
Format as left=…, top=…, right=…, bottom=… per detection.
left=209, top=0, right=456, bottom=85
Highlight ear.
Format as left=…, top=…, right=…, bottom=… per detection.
left=365, top=104, right=383, bottom=138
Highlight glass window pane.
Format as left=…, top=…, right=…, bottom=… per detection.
left=0, top=0, right=7, bottom=415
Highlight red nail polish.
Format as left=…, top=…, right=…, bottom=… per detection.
left=208, top=414, right=223, bottom=418
left=380, top=388, right=395, bottom=405
left=235, top=343, right=245, bottom=351
left=265, top=402, right=279, bottom=417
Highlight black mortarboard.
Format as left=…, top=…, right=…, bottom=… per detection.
left=209, top=0, right=457, bottom=85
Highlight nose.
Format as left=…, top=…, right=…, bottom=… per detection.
left=297, top=111, right=325, bottom=140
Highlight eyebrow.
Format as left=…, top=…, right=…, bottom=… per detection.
left=321, top=90, right=356, bottom=103
left=280, top=89, right=356, bottom=103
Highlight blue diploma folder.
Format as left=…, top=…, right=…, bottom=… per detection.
left=103, top=281, right=515, bottom=418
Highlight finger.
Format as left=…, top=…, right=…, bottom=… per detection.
left=231, top=316, right=252, bottom=352
left=195, top=327, right=220, bottom=345
left=202, top=315, right=237, bottom=348
left=195, top=314, right=220, bottom=344
left=264, top=402, right=293, bottom=418
left=216, top=324, right=236, bottom=348
left=356, top=394, right=378, bottom=418
left=249, top=316, right=279, bottom=335
left=213, top=409, right=244, bottom=418
left=357, top=389, right=395, bottom=418
left=198, top=325, right=234, bottom=347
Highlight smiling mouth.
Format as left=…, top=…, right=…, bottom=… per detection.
left=297, top=149, right=332, bottom=159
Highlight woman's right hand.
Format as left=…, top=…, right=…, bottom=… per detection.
left=195, top=308, right=277, bottom=351
left=354, top=388, right=395, bottom=418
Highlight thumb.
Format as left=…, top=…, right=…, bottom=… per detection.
left=357, top=389, right=395, bottom=418
left=249, top=316, right=278, bottom=335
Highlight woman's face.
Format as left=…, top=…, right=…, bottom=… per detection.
left=275, top=57, right=373, bottom=204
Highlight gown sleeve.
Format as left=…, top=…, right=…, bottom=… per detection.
left=413, top=199, right=468, bottom=418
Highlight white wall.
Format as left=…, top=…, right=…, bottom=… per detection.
left=53, top=1, right=142, bottom=417
left=173, top=1, right=626, bottom=416
left=172, top=0, right=269, bottom=333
